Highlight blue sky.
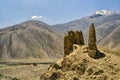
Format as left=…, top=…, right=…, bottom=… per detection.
left=0, top=0, right=120, bottom=28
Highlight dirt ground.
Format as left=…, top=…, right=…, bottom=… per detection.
left=0, top=59, right=59, bottom=80
left=40, top=45, right=120, bottom=80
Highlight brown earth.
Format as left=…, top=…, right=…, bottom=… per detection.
left=0, top=59, right=59, bottom=80
left=40, top=45, right=120, bottom=80
left=0, top=20, right=63, bottom=59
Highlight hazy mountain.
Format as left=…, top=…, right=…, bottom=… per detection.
left=98, top=24, right=120, bottom=49
left=0, top=10, right=120, bottom=59
left=53, top=10, right=120, bottom=31
left=0, top=20, right=63, bottom=59
left=53, top=10, right=120, bottom=49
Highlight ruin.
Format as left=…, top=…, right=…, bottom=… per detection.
left=64, top=30, right=84, bottom=56
left=88, top=23, right=99, bottom=59
left=64, top=34, right=73, bottom=56
left=64, top=23, right=101, bottom=59
left=74, top=31, right=84, bottom=45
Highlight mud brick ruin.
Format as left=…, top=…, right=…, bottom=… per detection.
left=64, top=23, right=99, bottom=59
left=88, top=23, right=99, bottom=59
left=64, top=31, right=84, bottom=56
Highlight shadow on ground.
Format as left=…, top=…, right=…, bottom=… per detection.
left=97, top=51, right=105, bottom=59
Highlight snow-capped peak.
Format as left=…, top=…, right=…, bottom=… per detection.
left=95, top=10, right=113, bottom=16
left=89, top=9, right=120, bottom=18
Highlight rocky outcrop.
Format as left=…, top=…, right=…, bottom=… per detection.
left=40, top=45, right=120, bottom=80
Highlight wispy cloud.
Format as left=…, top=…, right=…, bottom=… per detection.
left=31, top=15, right=42, bottom=19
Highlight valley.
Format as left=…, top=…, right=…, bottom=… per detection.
left=0, top=59, right=59, bottom=80
left=0, top=10, right=120, bottom=80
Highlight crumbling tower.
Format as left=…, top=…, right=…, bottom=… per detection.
left=88, top=23, right=99, bottom=59
left=64, top=30, right=84, bottom=56
left=74, top=31, right=84, bottom=45
left=64, top=34, right=73, bottom=56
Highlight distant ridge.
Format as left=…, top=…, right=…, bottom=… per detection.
left=53, top=10, right=120, bottom=49
left=0, top=20, right=63, bottom=59
left=0, top=10, right=120, bottom=60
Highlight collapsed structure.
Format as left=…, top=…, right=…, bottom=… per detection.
left=40, top=23, right=109, bottom=80
left=64, top=31, right=84, bottom=56
left=64, top=23, right=99, bottom=59
left=88, top=23, right=99, bottom=59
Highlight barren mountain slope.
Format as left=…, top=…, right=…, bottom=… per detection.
left=0, top=20, right=63, bottom=59
left=53, top=10, right=120, bottom=49
left=96, top=20, right=120, bottom=42
left=98, top=25, right=120, bottom=49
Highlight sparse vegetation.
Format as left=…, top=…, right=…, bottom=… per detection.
left=73, top=76, right=79, bottom=80
left=50, top=72, right=58, bottom=80
left=87, top=68, right=93, bottom=75
left=53, top=63, right=61, bottom=70
left=93, top=70, right=104, bottom=75
left=12, top=77, right=21, bottom=80
left=0, top=74, right=4, bottom=79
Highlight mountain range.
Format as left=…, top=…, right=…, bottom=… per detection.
left=0, top=10, right=120, bottom=59
left=53, top=10, right=120, bottom=49
left=0, top=20, right=63, bottom=59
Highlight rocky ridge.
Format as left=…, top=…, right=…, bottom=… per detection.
left=40, top=23, right=120, bottom=80
left=53, top=10, right=120, bottom=49
left=40, top=44, right=120, bottom=80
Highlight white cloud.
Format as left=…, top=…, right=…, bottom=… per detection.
left=31, top=15, right=42, bottom=19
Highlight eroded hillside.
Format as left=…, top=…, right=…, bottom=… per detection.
left=0, top=20, right=63, bottom=60
left=40, top=45, right=120, bottom=80
left=40, top=23, right=120, bottom=80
